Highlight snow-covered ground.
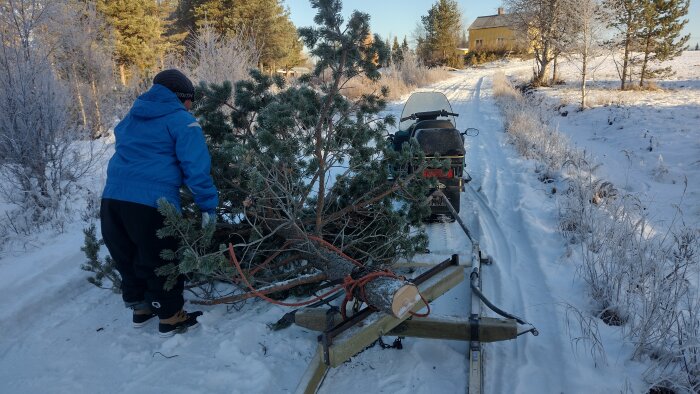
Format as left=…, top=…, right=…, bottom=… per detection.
left=526, top=51, right=700, bottom=231
left=1, top=53, right=698, bottom=394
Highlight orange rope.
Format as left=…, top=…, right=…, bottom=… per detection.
left=338, top=270, right=431, bottom=319
left=228, top=243, right=343, bottom=307
left=228, top=240, right=431, bottom=318
left=408, top=292, right=431, bottom=318
left=340, top=270, right=397, bottom=319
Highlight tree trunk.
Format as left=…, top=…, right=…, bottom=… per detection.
left=534, top=40, right=551, bottom=85
left=363, top=277, right=420, bottom=317
left=72, top=66, right=87, bottom=128
left=621, top=10, right=633, bottom=90
left=581, top=49, right=588, bottom=109
left=90, top=78, right=103, bottom=138
left=536, top=56, right=550, bottom=85
left=119, top=63, right=127, bottom=86
left=264, top=218, right=420, bottom=318
left=314, top=51, right=347, bottom=235
left=639, top=35, right=652, bottom=87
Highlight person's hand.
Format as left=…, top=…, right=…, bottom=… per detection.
left=243, top=196, right=253, bottom=208
left=201, top=211, right=215, bottom=229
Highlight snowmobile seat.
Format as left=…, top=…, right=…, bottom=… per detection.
left=412, top=119, right=455, bottom=135
left=415, top=128, right=466, bottom=157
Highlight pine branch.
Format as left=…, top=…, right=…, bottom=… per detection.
left=321, top=162, right=426, bottom=226
left=190, top=272, right=328, bottom=305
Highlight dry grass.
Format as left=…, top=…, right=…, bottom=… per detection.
left=493, top=71, right=700, bottom=393
left=344, top=52, right=453, bottom=100
left=622, top=80, right=663, bottom=92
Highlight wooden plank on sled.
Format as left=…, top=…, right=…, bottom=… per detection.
left=389, top=316, right=517, bottom=342
left=393, top=260, right=473, bottom=269
left=294, top=344, right=328, bottom=394
left=295, top=310, right=517, bottom=343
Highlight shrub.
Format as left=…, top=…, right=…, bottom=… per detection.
left=344, top=50, right=452, bottom=100
left=0, top=6, right=99, bottom=238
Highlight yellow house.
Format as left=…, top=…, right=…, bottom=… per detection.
left=467, top=8, right=518, bottom=52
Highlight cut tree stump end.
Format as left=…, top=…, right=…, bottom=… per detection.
left=392, top=284, right=420, bottom=318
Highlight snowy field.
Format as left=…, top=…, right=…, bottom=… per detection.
left=1, top=53, right=699, bottom=394
left=523, top=51, right=700, bottom=232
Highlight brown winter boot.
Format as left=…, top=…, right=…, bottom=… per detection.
left=158, top=310, right=203, bottom=338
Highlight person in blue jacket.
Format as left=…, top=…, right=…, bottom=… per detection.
left=101, top=69, right=218, bottom=337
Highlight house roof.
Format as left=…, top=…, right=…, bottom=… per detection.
left=468, top=14, right=514, bottom=30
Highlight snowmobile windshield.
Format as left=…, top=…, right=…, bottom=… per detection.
left=399, top=92, right=455, bottom=130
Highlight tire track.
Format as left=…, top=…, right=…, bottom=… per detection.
left=438, top=68, right=573, bottom=393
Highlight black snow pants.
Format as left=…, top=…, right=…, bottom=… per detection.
left=100, top=198, right=184, bottom=319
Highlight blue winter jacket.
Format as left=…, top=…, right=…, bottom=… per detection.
left=102, top=84, right=218, bottom=214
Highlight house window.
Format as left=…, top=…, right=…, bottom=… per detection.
left=497, top=37, right=505, bottom=45
left=475, top=39, right=483, bottom=47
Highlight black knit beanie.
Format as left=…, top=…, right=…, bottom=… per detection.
left=153, top=69, right=195, bottom=103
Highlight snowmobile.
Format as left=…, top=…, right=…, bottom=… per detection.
left=389, top=91, right=472, bottom=221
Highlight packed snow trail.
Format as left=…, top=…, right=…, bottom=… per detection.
left=321, top=65, right=582, bottom=392
left=0, top=65, right=645, bottom=394
left=450, top=71, right=576, bottom=392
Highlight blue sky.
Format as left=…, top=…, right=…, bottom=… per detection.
left=283, top=0, right=700, bottom=49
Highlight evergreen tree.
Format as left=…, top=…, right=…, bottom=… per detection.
left=418, top=0, right=463, bottom=67
left=279, top=30, right=306, bottom=72
left=391, top=36, right=404, bottom=64
left=81, top=224, right=122, bottom=292
left=634, top=0, right=690, bottom=86
left=170, top=0, right=205, bottom=38
left=96, top=0, right=168, bottom=84
left=193, top=0, right=302, bottom=73
left=401, top=36, right=410, bottom=53
left=460, top=30, right=468, bottom=48
left=158, top=0, right=431, bottom=302
left=158, top=0, right=189, bottom=55
left=384, top=37, right=392, bottom=66
left=604, top=0, right=643, bottom=89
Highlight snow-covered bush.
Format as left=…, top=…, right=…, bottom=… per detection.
left=181, top=25, right=261, bottom=89
left=493, top=72, right=575, bottom=176
left=0, top=0, right=99, bottom=240
left=493, top=71, right=700, bottom=392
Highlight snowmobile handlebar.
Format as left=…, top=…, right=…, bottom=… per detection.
left=400, top=109, right=459, bottom=123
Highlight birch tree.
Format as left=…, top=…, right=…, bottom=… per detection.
left=182, top=24, right=261, bottom=87
left=45, top=1, right=115, bottom=137
left=505, top=0, right=568, bottom=85
left=562, top=0, right=607, bottom=108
